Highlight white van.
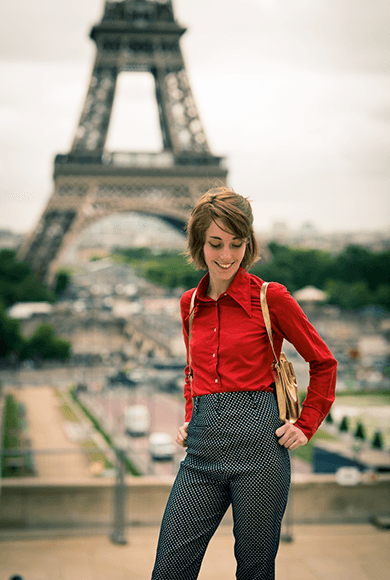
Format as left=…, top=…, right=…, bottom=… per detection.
left=124, top=405, right=150, bottom=437
left=149, top=432, right=175, bottom=461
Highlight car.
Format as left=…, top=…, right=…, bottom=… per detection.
left=124, top=405, right=150, bottom=437
left=149, top=432, right=175, bottom=461
left=107, top=370, right=136, bottom=387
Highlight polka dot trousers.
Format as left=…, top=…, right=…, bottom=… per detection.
left=151, top=391, right=291, bottom=580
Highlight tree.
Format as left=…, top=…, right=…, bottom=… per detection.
left=113, top=243, right=390, bottom=311
left=325, top=279, right=373, bottom=310
left=0, top=302, right=24, bottom=360
left=371, top=431, right=384, bottom=450
left=21, top=323, right=71, bottom=361
left=373, top=284, right=390, bottom=311
left=54, top=269, right=71, bottom=297
left=0, top=249, right=54, bottom=306
left=325, top=411, right=334, bottom=424
left=354, top=421, right=366, bottom=441
left=339, top=416, right=349, bottom=432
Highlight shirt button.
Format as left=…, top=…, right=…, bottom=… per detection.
left=212, top=353, right=216, bottom=358
left=215, top=379, right=218, bottom=383
left=213, top=328, right=217, bottom=332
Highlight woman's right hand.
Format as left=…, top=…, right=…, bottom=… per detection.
left=175, top=422, right=189, bottom=448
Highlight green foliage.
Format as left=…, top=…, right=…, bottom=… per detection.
left=325, top=411, right=334, bottom=424
left=339, top=416, right=349, bottom=432
left=0, top=305, right=71, bottom=363
left=325, top=280, right=373, bottom=310
left=115, top=247, right=158, bottom=261
left=70, top=388, right=113, bottom=447
left=331, top=246, right=390, bottom=291
left=371, top=430, right=384, bottom=450
left=251, top=242, right=333, bottom=292
left=0, top=251, right=72, bottom=362
left=114, top=247, right=203, bottom=290
left=2, top=394, right=35, bottom=477
left=0, top=302, right=24, bottom=359
left=54, top=269, right=71, bottom=296
left=0, top=249, right=55, bottom=307
left=21, top=323, right=71, bottom=361
left=114, top=243, right=390, bottom=311
left=69, top=386, right=141, bottom=476
left=252, top=242, right=390, bottom=311
left=354, top=421, right=366, bottom=440
left=2, top=394, right=21, bottom=450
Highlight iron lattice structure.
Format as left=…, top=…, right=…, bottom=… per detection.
left=18, top=0, right=227, bottom=284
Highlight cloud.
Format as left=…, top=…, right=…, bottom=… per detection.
left=176, top=0, right=390, bottom=79
left=0, top=0, right=389, bottom=234
left=0, top=0, right=100, bottom=62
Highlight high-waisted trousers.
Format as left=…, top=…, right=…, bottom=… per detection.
left=151, top=390, right=291, bottom=580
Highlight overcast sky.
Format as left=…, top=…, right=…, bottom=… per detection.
left=1, top=0, right=389, bottom=235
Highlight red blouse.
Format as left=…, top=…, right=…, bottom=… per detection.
left=180, top=267, right=337, bottom=441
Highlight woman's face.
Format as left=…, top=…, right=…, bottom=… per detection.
left=203, top=219, right=246, bottom=284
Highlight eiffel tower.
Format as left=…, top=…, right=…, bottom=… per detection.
left=18, top=0, right=227, bottom=285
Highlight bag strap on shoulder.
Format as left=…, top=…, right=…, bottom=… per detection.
left=260, top=282, right=279, bottom=366
left=188, top=289, right=197, bottom=386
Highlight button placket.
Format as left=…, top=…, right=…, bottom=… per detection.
left=211, top=302, right=220, bottom=387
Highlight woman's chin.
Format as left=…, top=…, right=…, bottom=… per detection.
left=213, top=263, right=238, bottom=279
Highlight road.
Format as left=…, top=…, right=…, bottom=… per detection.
left=80, top=385, right=187, bottom=476
left=14, top=385, right=92, bottom=479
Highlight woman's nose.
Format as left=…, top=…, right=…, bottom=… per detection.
left=220, top=246, right=232, bottom=261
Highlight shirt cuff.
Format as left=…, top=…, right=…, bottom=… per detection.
left=295, top=406, right=324, bottom=441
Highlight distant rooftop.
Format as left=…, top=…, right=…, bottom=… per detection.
left=7, top=302, right=53, bottom=320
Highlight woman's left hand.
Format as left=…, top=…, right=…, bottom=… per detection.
left=275, top=422, right=308, bottom=450
left=175, top=422, right=189, bottom=448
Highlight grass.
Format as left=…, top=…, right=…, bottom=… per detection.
left=335, top=390, right=390, bottom=405
left=1, top=393, right=35, bottom=478
left=2, top=394, right=21, bottom=450
left=80, top=440, right=114, bottom=470
left=56, top=389, right=115, bottom=472
left=70, top=389, right=114, bottom=447
left=69, top=386, right=141, bottom=476
left=333, top=390, right=390, bottom=448
left=55, top=389, right=79, bottom=422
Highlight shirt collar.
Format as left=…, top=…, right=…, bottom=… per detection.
left=196, top=266, right=252, bottom=317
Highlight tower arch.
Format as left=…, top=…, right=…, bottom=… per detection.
left=18, top=0, right=227, bottom=285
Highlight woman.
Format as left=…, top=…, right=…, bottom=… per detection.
left=151, top=188, right=337, bottom=580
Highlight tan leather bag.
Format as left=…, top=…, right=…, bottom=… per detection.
left=260, top=282, right=300, bottom=424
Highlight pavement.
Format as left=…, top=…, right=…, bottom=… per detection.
left=1, top=522, right=390, bottom=580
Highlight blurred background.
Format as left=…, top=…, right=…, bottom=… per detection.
left=1, top=0, right=390, bottom=234
left=0, top=1, right=389, bottom=579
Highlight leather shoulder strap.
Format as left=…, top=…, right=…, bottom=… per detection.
left=189, top=288, right=197, bottom=318
left=188, top=289, right=197, bottom=381
left=260, top=282, right=279, bottom=365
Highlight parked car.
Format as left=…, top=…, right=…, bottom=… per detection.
left=124, top=405, right=150, bottom=437
left=149, top=432, right=175, bottom=461
left=107, top=370, right=136, bottom=387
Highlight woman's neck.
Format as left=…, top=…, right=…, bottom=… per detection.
left=207, top=276, right=232, bottom=301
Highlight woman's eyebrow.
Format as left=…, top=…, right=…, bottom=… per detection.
left=208, top=235, right=241, bottom=240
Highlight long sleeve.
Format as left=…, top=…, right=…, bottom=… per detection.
left=266, top=283, right=337, bottom=440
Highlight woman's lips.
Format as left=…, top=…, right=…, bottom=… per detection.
left=215, top=262, right=234, bottom=269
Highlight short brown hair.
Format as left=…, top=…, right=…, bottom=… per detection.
left=186, top=187, right=260, bottom=270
